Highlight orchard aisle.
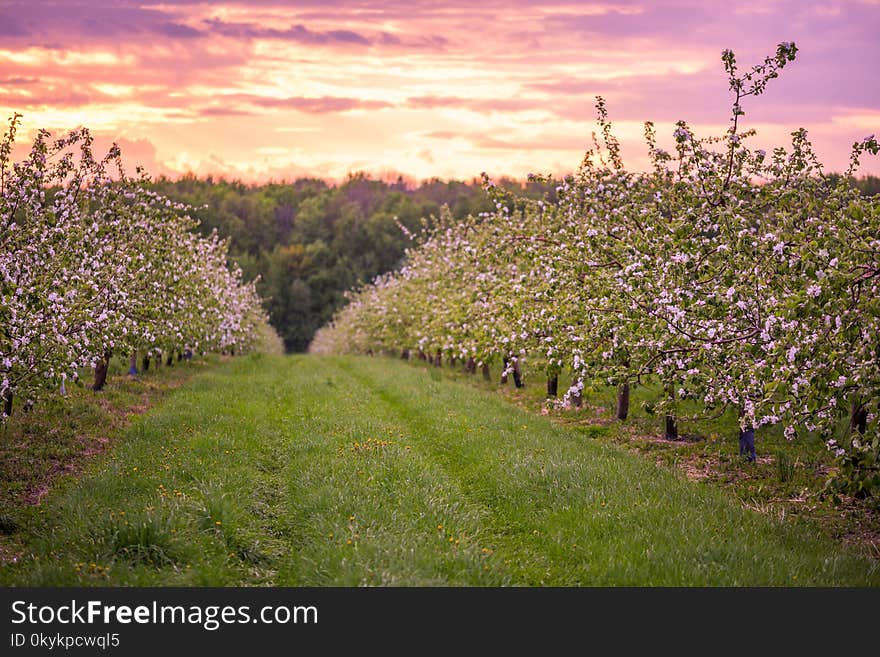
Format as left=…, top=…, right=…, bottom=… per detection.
left=1, top=354, right=876, bottom=586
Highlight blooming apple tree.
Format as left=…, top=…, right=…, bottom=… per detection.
left=312, top=44, right=880, bottom=497
left=1, top=117, right=273, bottom=418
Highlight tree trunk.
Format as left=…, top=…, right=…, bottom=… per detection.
left=571, top=386, right=582, bottom=408
left=435, top=349, right=442, bottom=368
left=851, top=399, right=868, bottom=435
left=142, top=355, right=150, bottom=372
left=92, top=349, right=112, bottom=392
left=418, top=350, right=427, bottom=361
left=512, top=359, right=524, bottom=388
left=128, top=352, right=138, bottom=376
left=738, top=426, right=756, bottom=462
left=401, top=348, right=410, bottom=360
left=616, top=382, right=630, bottom=421
left=482, top=363, right=491, bottom=381
left=501, top=357, right=509, bottom=384
left=177, top=350, right=183, bottom=362
left=664, top=384, right=678, bottom=439
left=466, top=357, right=476, bottom=374
left=166, top=352, right=174, bottom=366
left=546, top=375, right=558, bottom=398
left=2, top=392, right=12, bottom=418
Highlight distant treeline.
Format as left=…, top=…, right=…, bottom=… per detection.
left=151, top=173, right=550, bottom=351
left=151, top=172, right=879, bottom=352
left=837, top=174, right=880, bottom=196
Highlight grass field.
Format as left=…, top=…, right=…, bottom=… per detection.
left=0, top=355, right=214, bottom=514
left=478, top=364, right=880, bottom=558
left=0, top=353, right=877, bottom=586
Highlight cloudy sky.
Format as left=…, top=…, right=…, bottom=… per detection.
left=1, top=0, right=878, bottom=182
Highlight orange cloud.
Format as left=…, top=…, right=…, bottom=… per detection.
left=0, top=1, right=876, bottom=181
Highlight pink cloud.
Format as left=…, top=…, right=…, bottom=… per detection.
left=0, top=0, right=876, bottom=179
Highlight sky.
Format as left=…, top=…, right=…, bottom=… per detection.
left=1, top=0, right=878, bottom=183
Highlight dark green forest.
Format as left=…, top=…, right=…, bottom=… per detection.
left=152, top=173, right=880, bottom=352
left=151, top=174, right=549, bottom=351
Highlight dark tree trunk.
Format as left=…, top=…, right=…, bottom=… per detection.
left=418, top=350, right=427, bottom=361
left=513, top=359, right=524, bottom=389
left=616, top=382, right=630, bottom=421
left=128, top=352, right=138, bottom=376
left=142, top=355, right=150, bottom=372
left=664, top=384, right=678, bottom=439
left=851, top=400, right=868, bottom=435
left=466, top=357, right=476, bottom=374
left=2, top=392, right=12, bottom=418
left=92, top=349, right=112, bottom=392
left=571, top=386, right=583, bottom=408
left=501, top=357, right=509, bottom=384
left=177, top=350, right=183, bottom=362
left=738, top=426, right=756, bottom=462
left=401, top=348, right=410, bottom=360
left=546, top=375, right=558, bottom=398
left=166, top=352, right=174, bottom=366
left=435, top=349, right=442, bottom=368
left=482, top=363, right=491, bottom=381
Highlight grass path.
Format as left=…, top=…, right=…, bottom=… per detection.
left=1, top=354, right=877, bottom=586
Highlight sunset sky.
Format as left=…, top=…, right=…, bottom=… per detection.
left=1, top=0, right=878, bottom=183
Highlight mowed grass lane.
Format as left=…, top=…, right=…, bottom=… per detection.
left=1, top=354, right=876, bottom=586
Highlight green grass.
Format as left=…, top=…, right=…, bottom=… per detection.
left=477, top=362, right=879, bottom=557
left=1, top=353, right=877, bottom=586
left=0, top=354, right=215, bottom=511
